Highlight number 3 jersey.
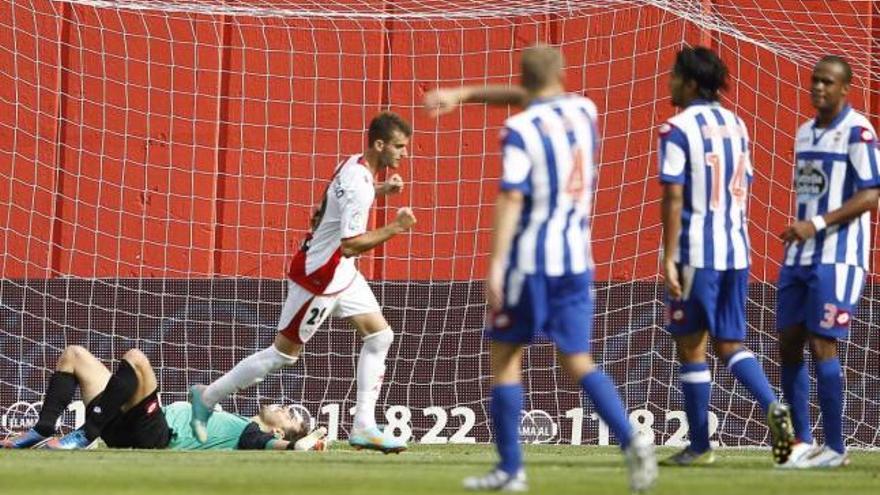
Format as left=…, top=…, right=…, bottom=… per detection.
left=785, top=105, right=880, bottom=269
left=287, top=154, right=375, bottom=294
left=658, top=100, right=753, bottom=270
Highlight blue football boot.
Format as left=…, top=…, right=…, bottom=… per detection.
left=1, top=428, right=49, bottom=449
left=42, top=429, right=93, bottom=450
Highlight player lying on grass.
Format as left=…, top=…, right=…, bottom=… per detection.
left=1, top=345, right=326, bottom=451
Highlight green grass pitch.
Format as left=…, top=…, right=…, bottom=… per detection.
left=2, top=445, right=878, bottom=494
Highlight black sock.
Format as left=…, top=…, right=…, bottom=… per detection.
left=82, top=359, right=139, bottom=441
left=34, top=371, right=78, bottom=437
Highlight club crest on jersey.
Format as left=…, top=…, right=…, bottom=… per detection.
left=795, top=162, right=828, bottom=203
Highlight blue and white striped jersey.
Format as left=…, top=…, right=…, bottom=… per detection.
left=500, top=94, right=598, bottom=276
left=784, top=105, right=880, bottom=268
left=659, top=100, right=753, bottom=270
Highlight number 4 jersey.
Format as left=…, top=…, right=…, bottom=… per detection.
left=658, top=100, right=753, bottom=270
left=500, top=94, right=598, bottom=277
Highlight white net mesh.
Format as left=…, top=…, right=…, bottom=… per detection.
left=1, top=0, right=878, bottom=447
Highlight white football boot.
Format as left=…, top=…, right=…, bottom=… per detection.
left=776, top=440, right=818, bottom=469
left=463, top=468, right=528, bottom=492
left=798, top=445, right=850, bottom=469
left=625, top=434, right=658, bottom=493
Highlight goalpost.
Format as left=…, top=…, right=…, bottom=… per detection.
left=1, top=0, right=878, bottom=447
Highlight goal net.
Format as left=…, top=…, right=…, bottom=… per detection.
left=1, top=0, right=878, bottom=447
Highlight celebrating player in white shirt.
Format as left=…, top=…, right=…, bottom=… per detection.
left=189, top=112, right=416, bottom=454
left=776, top=56, right=880, bottom=468
left=659, top=46, right=793, bottom=467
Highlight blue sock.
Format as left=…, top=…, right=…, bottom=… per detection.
left=491, top=384, right=523, bottom=475
left=680, top=362, right=711, bottom=453
left=580, top=370, right=633, bottom=449
left=781, top=362, right=813, bottom=444
left=726, top=349, right=776, bottom=412
left=815, top=357, right=844, bottom=454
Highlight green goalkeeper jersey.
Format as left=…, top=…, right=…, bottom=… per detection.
left=162, top=402, right=276, bottom=450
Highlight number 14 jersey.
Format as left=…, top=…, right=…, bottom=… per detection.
left=659, top=100, right=753, bottom=270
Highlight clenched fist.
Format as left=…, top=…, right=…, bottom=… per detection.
left=424, top=88, right=466, bottom=117
left=380, top=174, right=404, bottom=195
left=395, top=207, right=417, bottom=231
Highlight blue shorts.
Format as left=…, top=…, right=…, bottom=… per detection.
left=487, top=270, right=593, bottom=355
left=665, top=265, right=748, bottom=341
left=776, top=264, right=865, bottom=339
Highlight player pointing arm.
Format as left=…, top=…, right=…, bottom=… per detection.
left=429, top=45, right=657, bottom=493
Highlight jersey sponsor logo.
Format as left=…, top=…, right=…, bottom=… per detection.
left=795, top=163, right=829, bottom=203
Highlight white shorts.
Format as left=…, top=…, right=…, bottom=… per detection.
left=277, top=271, right=381, bottom=344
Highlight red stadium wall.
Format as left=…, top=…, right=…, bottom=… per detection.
left=1, top=1, right=878, bottom=282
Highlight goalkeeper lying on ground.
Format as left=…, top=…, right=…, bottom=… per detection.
left=1, top=346, right=326, bottom=451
